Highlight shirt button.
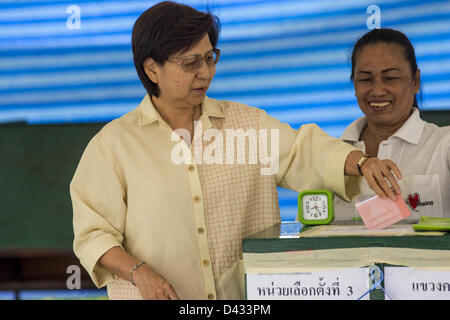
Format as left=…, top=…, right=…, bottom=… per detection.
left=207, top=293, right=215, bottom=300
left=202, top=259, right=210, bottom=267
left=193, top=195, right=201, bottom=202
left=197, top=227, right=205, bottom=234
left=188, top=165, right=195, bottom=172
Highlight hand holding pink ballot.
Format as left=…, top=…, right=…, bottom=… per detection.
left=356, top=195, right=411, bottom=230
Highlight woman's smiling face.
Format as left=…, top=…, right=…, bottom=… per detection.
left=353, top=42, right=420, bottom=129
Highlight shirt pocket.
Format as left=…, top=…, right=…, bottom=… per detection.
left=400, top=174, right=443, bottom=220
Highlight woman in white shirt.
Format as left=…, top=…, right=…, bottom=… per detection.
left=335, top=28, right=450, bottom=220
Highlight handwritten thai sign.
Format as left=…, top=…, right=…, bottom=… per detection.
left=246, top=268, right=369, bottom=300
left=384, top=267, right=450, bottom=300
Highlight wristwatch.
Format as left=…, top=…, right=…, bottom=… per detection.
left=357, top=155, right=372, bottom=176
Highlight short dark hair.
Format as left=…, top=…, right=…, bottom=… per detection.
left=132, top=1, right=221, bottom=97
left=350, top=28, right=421, bottom=107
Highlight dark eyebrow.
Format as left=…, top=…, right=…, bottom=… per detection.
left=356, top=68, right=401, bottom=75
left=381, top=68, right=401, bottom=73
left=179, top=49, right=214, bottom=60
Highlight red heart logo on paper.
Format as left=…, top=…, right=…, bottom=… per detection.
left=408, top=193, right=419, bottom=210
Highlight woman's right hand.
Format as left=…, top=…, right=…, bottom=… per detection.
left=133, top=263, right=180, bottom=300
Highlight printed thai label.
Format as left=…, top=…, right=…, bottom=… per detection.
left=384, top=267, right=450, bottom=300
left=246, top=268, right=369, bottom=300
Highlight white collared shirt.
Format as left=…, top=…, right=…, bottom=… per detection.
left=335, top=108, right=450, bottom=220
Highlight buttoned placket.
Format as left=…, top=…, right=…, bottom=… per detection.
left=380, top=138, right=409, bottom=169
left=181, top=124, right=217, bottom=300
left=151, top=104, right=219, bottom=299
left=378, top=139, right=392, bottom=160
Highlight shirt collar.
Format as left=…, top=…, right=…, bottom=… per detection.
left=138, top=94, right=225, bottom=128
left=391, top=108, right=424, bottom=144
left=341, top=108, right=424, bottom=145
left=138, top=94, right=163, bottom=127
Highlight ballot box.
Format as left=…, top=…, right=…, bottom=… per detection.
left=242, top=222, right=450, bottom=300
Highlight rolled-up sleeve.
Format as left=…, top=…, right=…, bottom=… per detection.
left=260, top=110, right=361, bottom=202
left=70, top=133, right=127, bottom=288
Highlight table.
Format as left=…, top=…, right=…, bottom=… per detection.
left=242, top=222, right=450, bottom=300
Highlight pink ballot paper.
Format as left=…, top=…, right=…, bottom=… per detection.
left=355, top=195, right=411, bottom=230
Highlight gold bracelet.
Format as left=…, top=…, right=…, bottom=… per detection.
left=130, top=261, right=145, bottom=286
